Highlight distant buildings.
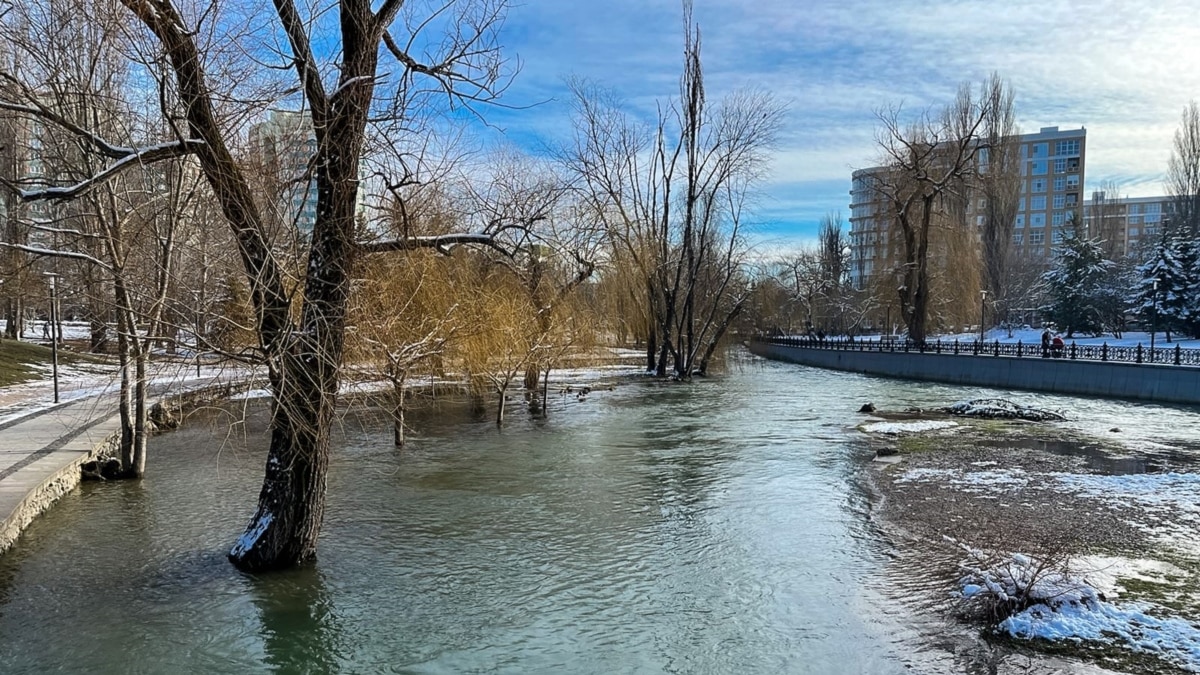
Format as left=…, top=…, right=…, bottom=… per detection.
left=1082, top=193, right=1174, bottom=259
left=248, top=110, right=319, bottom=238
left=849, top=126, right=1087, bottom=288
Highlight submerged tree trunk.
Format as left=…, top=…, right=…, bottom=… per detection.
left=496, top=383, right=508, bottom=426
left=392, top=375, right=406, bottom=447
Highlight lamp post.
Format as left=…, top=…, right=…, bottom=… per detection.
left=979, top=289, right=988, bottom=344
left=190, top=290, right=203, bottom=378
left=1150, top=278, right=1159, bottom=363
left=45, top=273, right=60, bottom=403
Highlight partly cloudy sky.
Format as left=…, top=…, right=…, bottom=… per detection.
left=466, top=0, right=1200, bottom=249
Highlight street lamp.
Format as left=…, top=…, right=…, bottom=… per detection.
left=190, top=290, right=203, bottom=378
left=1150, top=278, right=1159, bottom=363
left=45, top=272, right=60, bottom=403
left=979, top=289, right=989, bottom=344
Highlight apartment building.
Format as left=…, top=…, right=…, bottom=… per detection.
left=248, top=110, right=319, bottom=238
left=1083, top=193, right=1173, bottom=259
left=849, top=126, right=1087, bottom=287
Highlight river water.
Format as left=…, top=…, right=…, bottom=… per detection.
left=2, top=353, right=1199, bottom=674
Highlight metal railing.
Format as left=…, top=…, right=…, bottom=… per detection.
left=751, top=335, right=1200, bottom=367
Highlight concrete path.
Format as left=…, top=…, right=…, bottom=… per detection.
left=0, top=393, right=123, bottom=553
left=0, top=370, right=251, bottom=555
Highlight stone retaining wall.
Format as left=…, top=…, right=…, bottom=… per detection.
left=747, top=340, right=1200, bottom=405
left=0, top=378, right=258, bottom=556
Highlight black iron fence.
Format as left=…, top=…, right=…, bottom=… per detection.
left=752, top=335, right=1200, bottom=367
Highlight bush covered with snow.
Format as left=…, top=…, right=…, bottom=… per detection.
left=951, top=538, right=1200, bottom=672
left=951, top=538, right=1094, bottom=622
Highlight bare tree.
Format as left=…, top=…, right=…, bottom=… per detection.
left=1166, top=100, right=1200, bottom=238
left=872, top=82, right=993, bottom=344
left=567, top=5, right=782, bottom=378
left=977, top=74, right=1021, bottom=330
left=1087, top=180, right=1126, bottom=259
left=2, top=0, right=519, bottom=571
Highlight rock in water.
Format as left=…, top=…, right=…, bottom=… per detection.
left=858, top=402, right=876, bottom=413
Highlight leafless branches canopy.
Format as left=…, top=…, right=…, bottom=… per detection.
left=566, top=4, right=783, bottom=378
left=1, top=0, right=519, bottom=571
left=871, top=79, right=998, bottom=344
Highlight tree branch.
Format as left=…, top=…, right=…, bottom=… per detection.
left=0, top=242, right=112, bottom=270
left=5, top=140, right=204, bottom=203
left=271, top=0, right=329, bottom=131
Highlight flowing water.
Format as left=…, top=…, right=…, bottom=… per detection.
left=2, top=353, right=1199, bottom=674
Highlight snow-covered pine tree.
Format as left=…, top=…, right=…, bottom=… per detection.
left=1175, top=237, right=1200, bottom=337
left=1132, top=237, right=1191, bottom=341
left=1040, top=233, right=1115, bottom=337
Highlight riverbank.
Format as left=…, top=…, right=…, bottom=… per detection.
left=861, top=404, right=1200, bottom=674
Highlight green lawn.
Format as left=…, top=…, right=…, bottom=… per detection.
left=0, top=339, right=100, bottom=388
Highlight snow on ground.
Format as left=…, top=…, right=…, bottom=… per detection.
left=907, top=464, right=1200, bottom=668
left=1076, top=555, right=1190, bottom=600
left=1001, top=587, right=1200, bottom=672
left=895, top=466, right=1029, bottom=491
left=1, top=319, right=99, bottom=342
left=850, top=327, right=1200, bottom=350
left=861, top=420, right=959, bottom=434
left=0, top=360, right=253, bottom=425
left=954, top=543, right=1200, bottom=672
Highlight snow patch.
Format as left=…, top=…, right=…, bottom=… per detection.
left=229, top=388, right=273, bottom=401
left=955, top=543, right=1200, bottom=672
left=229, top=511, right=273, bottom=558
left=861, top=420, right=959, bottom=434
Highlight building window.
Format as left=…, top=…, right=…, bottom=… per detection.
left=1052, top=230, right=1064, bottom=244
left=1030, top=231, right=1045, bottom=244
left=1055, top=139, right=1080, bottom=156
left=1031, top=213, right=1046, bottom=227
left=1054, top=177, right=1066, bottom=191
left=1129, top=216, right=1141, bottom=225
left=1031, top=196, right=1047, bottom=210
left=1146, top=203, right=1161, bottom=214
left=1032, top=179, right=1046, bottom=193
left=1129, top=228, right=1139, bottom=237
left=1054, top=158, right=1067, bottom=173
left=1015, top=214, right=1025, bottom=228
left=978, top=198, right=986, bottom=210
left=1052, top=211, right=1065, bottom=226
left=1053, top=194, right=1065, bottom=209
left=1033, top=143, right=1048, bottom=158
left=1018, top=197, right=1025, bottom=211
left=1013, top=233, right=1023, bottom=244
left=1144, top=213, right=1160, bottom=223
left=1031, top=160, right=1048, bottom=175
left=976, top=215, right=985, bottom=226
left=1129, top=204, right=1141, bottom=214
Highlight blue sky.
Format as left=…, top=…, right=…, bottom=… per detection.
left=461, top=0, right=1200, bottom=250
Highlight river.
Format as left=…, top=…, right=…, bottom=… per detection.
left=2, top=353, right=1198, bottom=673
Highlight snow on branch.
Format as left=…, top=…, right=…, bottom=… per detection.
left=0, top=242, right=112, bottom=270
left=361, top=232, right=507, bottom=256
left=0, top=98, right=135, bottom=159
left=13, top=140, right=204, bottom=203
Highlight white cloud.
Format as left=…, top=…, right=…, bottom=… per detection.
left=481, top=0, right=1200, bottom=238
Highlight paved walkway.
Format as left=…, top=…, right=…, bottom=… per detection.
left=0, top=393, right=123, bottom=553
left=0, top=368, right=250, bottom=555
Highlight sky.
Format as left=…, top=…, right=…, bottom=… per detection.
left=458, top=0, right=1200, bottom=251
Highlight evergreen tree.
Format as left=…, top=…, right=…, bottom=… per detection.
left=1040, top=234, right=1114, bottom=337
left=1133, top=237, right=1194, bottom=341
